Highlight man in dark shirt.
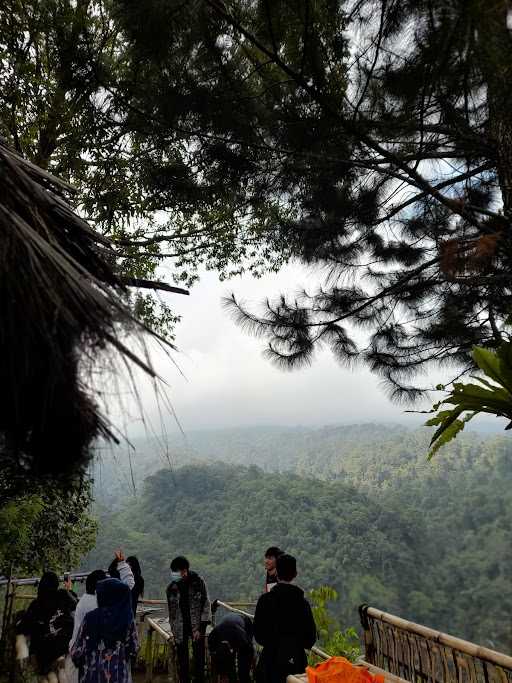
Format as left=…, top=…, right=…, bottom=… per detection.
left=166, top=556, right=212, bottom=683
left=264, top=546, right=284, bottom=593
left=254, top=554, right=317, bottom=683
left=208, top=612, right=255, bottom=683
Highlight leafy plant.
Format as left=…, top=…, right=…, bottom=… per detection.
left=424, top=343, right=512, bottom=457
left=310, top=585, right=362, bottom=662
left=0, top=475, right=97, bottom=575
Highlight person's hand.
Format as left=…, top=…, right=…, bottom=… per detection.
left=192, top=630, right=201, bottom=641
left=115, top=549, right=125, bottom=561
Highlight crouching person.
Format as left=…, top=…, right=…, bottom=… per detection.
left=166, top=556, right=211, bottom=683
left=208, top=611, right=255, bottom=683
left=254, top=554, right=316, bottom=683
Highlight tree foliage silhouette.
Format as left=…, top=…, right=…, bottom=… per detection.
left=3, top=1, right=512, bottom=394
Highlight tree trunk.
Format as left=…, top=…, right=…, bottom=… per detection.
left=480, top=0, right=512, bottom=221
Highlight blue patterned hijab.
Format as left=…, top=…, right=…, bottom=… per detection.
left=84, top=578, right=134, bottom=651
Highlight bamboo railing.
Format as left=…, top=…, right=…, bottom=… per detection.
left=142, top=613, right=178, bottom=683
left=4, top=578, right=512, bottom=683
left=359, top=605, right=512, bottom=683
left=215, top=601, right=338, bottom=663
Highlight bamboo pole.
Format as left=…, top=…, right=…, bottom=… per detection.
left=6, top=582, right=17, bottom=683
left=366, top=607, right=512, bottom=670
left=219, top=602, right=333, bottom=665
left=139, top=599, right=167, bottom=606
left=146, top=617, right=173, bottom=642
left=0, top=573, right=88, bottom=588
left=14, top=594, right=37, bottom=600
left=357, top=659, right=411, bottom=683
left=145, top=617, right=178, bottom=683
left=168, top=635, right=179, bottom=683
left=311, top=646, right=330, bottom=660
left=221, top=602, right=256, bottom=608
left=5, top=584, right=16, bottom=642
left=215, top=601, right=254, bottom=619
left=1, top=565, right=14, bottom=642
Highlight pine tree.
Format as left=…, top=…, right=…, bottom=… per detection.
left=205, top=0, right=512, bottom=398
left=3, top=1, right=512, bottom=396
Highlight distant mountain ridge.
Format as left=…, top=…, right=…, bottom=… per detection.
left=92, top=422, right=511, bottom=500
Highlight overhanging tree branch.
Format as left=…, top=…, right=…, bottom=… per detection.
left=121, top=277, right=189, bottom=295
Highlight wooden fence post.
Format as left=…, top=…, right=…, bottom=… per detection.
left=1, top=567, right=14, bottom=644
left=359, top=604, right=375, bottom=665
left=145, top=627, right=154, bottom=683
left=168, top=636, right=178, bottom=683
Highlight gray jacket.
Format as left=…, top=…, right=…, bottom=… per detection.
left=166, top=571, right=211, bottom=644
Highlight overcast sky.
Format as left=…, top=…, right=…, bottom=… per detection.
left=105, top=262, right=443, bottom=438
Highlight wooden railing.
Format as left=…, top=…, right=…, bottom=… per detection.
left=142, top=614, right=178, bottom=683
left=7, top=585, right=512, bottom=683
left=1, top=573, right=88, bottom=642
left=215, top=599, right=334, bottom=662
left=218, top=600, right=413, bottom=683
left=359, top=605, right=512, bottom=683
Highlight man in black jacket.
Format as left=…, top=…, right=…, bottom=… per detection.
left=253, top=554, right=317, bottom=683
left=166, top=556, right=212, bottom=683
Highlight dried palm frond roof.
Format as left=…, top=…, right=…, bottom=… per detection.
left=0, top=136, right=177, bottom=488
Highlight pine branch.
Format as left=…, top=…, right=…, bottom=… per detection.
left=204, top=0, right=488, bottom=233
left=120, top=277, right=189, bottom=295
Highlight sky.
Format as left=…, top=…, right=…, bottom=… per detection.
left=107, top=262, right=439, bottom=438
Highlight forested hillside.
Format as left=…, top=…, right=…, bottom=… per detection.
left=93, top=423, right=512, bottom=494
left=88, top=424, right=512, bottom=652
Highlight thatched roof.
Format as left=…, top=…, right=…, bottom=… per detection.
left=0, top=137, right=168, bottom=487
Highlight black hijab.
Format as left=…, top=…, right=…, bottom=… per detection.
left=84, top=578, right=133, bottom=651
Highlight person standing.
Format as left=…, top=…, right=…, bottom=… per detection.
left=208, top=611, right=255, bottom=683
left=166, top=556, right=212, bottom=683
left=70, top=578, right=138, bottom=683
left=254, top=554, right=316, bottom=683
left=126, top=556, right=144, bottom=615
left=65, top=569, right=108, bottom=683
left=69, top=570, right=107, bottom=651
left=16, top=571, right=77, bottom=676
left=263, top=547, right=283, bottom=593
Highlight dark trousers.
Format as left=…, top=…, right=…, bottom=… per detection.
left=211, top=650, right=251, bottom=683
left=236, top=650, right=252, bottom=683
left=256, top=645, right=307, bottom=683
left=177, top=636, right=206, bottom=683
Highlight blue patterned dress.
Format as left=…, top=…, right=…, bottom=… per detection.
left=70, top=619, right=138, bottom=683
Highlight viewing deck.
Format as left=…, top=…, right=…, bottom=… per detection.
left=2, top=577, right=511, bottom=683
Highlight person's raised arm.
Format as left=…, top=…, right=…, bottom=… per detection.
left=115, top=549, right=135, bottom=590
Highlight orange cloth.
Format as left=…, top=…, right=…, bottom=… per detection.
left=306, top=657, right=385, bottom=683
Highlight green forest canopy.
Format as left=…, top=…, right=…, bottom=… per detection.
left=88, top=424, right=512, bottom=653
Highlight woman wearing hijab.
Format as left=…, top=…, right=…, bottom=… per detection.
left=70, top=578, right=138, bottom=683
left=17, top=571, right=77, bottom=675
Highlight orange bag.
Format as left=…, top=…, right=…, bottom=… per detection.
left=306, top=657, right=385, bottom=683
